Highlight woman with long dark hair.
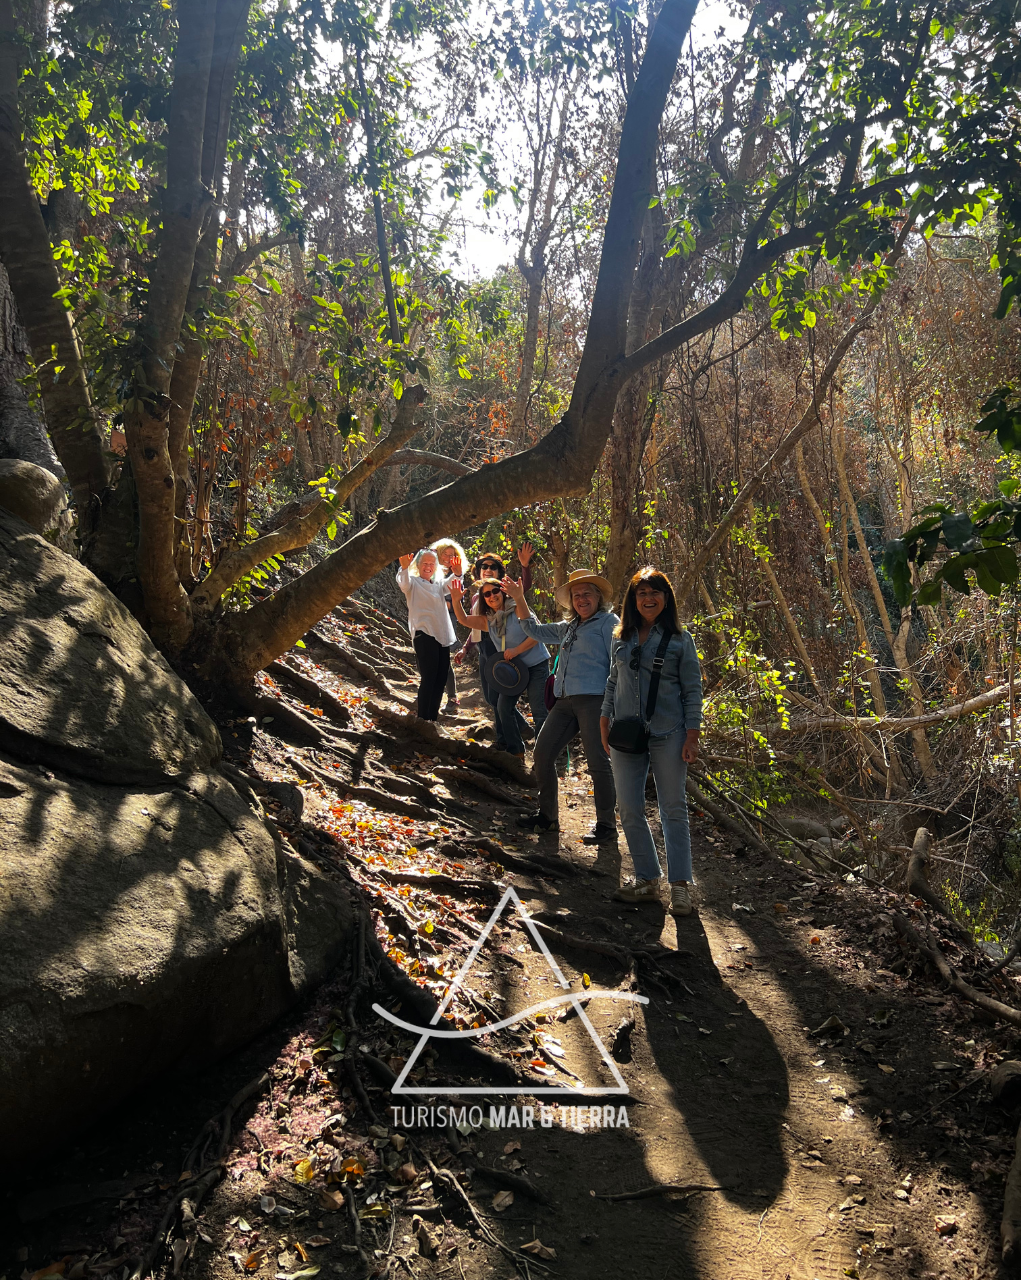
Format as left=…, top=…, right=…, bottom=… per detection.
left=454, top=545, right=534, bottom=748
left=599, top=568, right=702, bottom=916
left=449, top=575, right=549, bottom=761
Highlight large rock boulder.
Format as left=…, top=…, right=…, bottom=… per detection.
left=0, top=458, right=67, bottom=535
left=0, top=505, right=222, bottom=782
left=0, top=515, right=354, bottom=1158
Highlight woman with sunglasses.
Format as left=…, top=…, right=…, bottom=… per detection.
left=502, top=570, right=618, bottom=843
left=455, top=545, right=534, bottom=749
left=397, top=548, right=456, bottom=722
left=450, top=574, right=549, bottom=761
left=599, top=568, right=702, bottom=916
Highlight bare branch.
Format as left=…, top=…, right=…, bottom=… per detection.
left=190, top=385, right=426, bottom=615
left=382, top=449, right=473, bottom=477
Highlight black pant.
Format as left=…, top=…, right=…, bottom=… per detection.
left=414, top=631, right=450, bottom=721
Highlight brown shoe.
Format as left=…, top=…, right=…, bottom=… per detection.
left=613, top=877, right=662, bottom=903
left=669, top=882, right=694, bottom=916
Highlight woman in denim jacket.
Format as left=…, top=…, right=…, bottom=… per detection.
left=599, top=568, right=702, bottom=916
left=503, top=570, right=618, bottom=844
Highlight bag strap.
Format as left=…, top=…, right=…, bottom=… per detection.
left=643, top=628, right=673, bottom=724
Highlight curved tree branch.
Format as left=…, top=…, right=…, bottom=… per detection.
left=190, top=384, right=426, bottom=616
left=382, top=449, right=473, bottom=477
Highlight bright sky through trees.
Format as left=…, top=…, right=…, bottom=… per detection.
left=445, top=0, right=743, bottom=275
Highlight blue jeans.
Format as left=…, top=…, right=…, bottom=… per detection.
left=479, top=638, right=529, bottom=750
left=497, top=660, right=550, bottom=756
left=610, top=729, right=692, bottom=882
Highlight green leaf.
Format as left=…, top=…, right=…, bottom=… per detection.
left=916, top=580, right=943, bottom=606
left=882, top=539, right=912, bottom=606
left=941, top=556, right=972, bottom=595
left=942, top=513, right=975, bottom=550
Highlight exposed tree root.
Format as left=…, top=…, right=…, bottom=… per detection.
left=234, top=688, right=325, bottom=745
left=267, top=659, right=352, bottom=727
left=336, top=597, right=410, bottom=646
left=367, top=701, right=535, bottom=784
left=520, top=918, right=630, bottom=965
left=361, top=909, right=536, bottom=1087
left=128, top=1072, right=271, bottom=1280
left=433, top=764, right=530, bottom=807
left=906, top=827, right=973, bottom=945
left=305, top=630, right=410, bottom=702
left=892, top=913, right=1021, bottom=1027
left=284, top=752, right=440, bottom=821
left=379, top=869, right=503, bottom=901
left=991, top=934, right=1021, bottom=977
left=457, top=836, right=579, bottom=879
left=459, top=1158, right=550, bottom=1204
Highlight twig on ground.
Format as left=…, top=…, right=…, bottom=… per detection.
left=345, top=1180, right=372, bottom=1273
left=893, top=913, right=1021, bottom=1026
left=907, top=1070, right=985, bottom=1127
left=594, top=1183, right=726, bottom=1202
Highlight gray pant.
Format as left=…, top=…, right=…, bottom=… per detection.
left=534, top=693, right=616, bottom=826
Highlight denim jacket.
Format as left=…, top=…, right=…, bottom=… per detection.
left=520, top=610, right=618, bottom=697
left=600, top=623, right=702, bottom=737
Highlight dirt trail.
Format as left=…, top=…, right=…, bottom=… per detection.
left=3, top=607, right=1016, bottom=1280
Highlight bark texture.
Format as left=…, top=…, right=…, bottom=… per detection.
left=0, top=0, right=108, bottom=523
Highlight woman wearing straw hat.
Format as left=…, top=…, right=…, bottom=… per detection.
left=503, top=570, right=618, bottom=844
left=449, top=576, right=549, bottom=761
left=600, top=567, right=702, bottom=916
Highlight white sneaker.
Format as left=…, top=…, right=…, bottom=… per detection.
left=669, top=882, right=694, bottom=916
left=613, top=877, right=662, bottom=903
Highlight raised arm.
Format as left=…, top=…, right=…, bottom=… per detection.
left=449, top=578, right=489, bottom=631
left=396, top=553, right=414, bottom=594
left=502, top=575, right=531, bottom=620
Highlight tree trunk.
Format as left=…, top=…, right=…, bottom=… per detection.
left=204, top=0, right=701, bottom=685
left=0, top=0, right=108, bottom=524
left=0, top=262, right=62, bottom=476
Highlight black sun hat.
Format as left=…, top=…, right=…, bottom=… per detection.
left=483, top=651, right=530, bottom=697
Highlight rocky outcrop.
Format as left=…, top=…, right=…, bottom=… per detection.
left=0, top=505, right=222, bottom=783
left=0, top=458, right=68, bottom=537
left=0, top=509, right=353, bottom=1159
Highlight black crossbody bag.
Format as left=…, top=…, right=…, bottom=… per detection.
left=606, top=629, right=672, bottom=755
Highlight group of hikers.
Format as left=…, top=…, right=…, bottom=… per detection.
left=395, top=543, right=702, bottom=918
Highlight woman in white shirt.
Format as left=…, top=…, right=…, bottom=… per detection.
left=397, top=549, right=456, bottom=721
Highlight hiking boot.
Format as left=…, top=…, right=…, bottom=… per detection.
left=669, top=882, right=694, bottom=917
left=581, top=823, right=617, bottom=845
left=516, top=811, right=559, bottom=833
left=613, top=877, right=662, bottom=903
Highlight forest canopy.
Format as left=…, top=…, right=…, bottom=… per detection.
left=1, top=0, right=1021, bottom=733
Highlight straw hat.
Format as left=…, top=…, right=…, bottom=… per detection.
left=554, top=569, right=614, bottom=609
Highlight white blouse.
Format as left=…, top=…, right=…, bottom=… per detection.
left=396, top=567, right=457, bottom=646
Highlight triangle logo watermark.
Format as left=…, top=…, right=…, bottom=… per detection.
left=372, top=884, right=648, bottom=1096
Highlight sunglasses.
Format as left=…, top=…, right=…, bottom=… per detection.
left=482, top=588, right=503, bottom=599
left=479, top=562, right=502, bottom=572
left=629, top=650, right=642, bottom=671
